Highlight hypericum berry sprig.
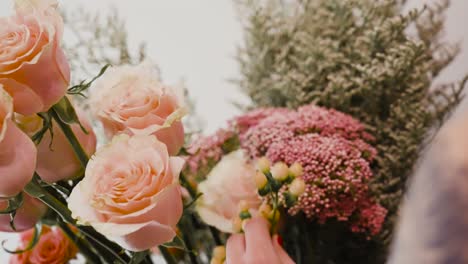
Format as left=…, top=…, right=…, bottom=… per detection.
left=210, top=246, right=226, bottom=264
left=254, top=158, right=306, bottom=232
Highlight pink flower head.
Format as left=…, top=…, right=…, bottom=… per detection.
left=0, top=0, right=70, bottom=115
left=0, top=194, right=46, bottom=232
left=9, top=225, right=78, bottom=264
left=68, top=134, right=185, bottom=251
left=0, top=86, right=36, bottom=197
left=184, top=128, right=237, bottom=180
left=90, top=63, right=186, bottom=155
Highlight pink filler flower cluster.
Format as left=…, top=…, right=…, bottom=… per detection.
left=187, top=105, right=387, bottom=236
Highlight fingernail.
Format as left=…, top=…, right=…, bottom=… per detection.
left=277, top=235, right=283, bottom=246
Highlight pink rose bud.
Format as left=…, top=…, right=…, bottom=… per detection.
left=0, top=194, right=46, bottom=232
left=0, top=0, right=70, bottom=115
left=9, top=225, right=78, bottom=264
left=90, top=63, right=186, bottom=155
left=17, top=107, right=97, bottom=183
left=68, top=134, right=185, bottom=251
left=0, top=87, right=36, bottom=197
left=226, top=217, right=295, bottom=264
left=196, top=151, right=262, bottom=233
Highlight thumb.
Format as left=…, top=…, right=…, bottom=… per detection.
left=272, top=235, right=295, bottom=264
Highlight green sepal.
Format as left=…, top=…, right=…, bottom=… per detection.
left=258, top=185, right=271, bottom=196
left=239, top=210, right=252, bottom=220
left=52, top=97, right=87, bottom=134
left=31, top=112, right=53, bottom=145
left=2, top=223, right=42, bottom=254
left=67, top=64, right=111, bottom=97
left=284, top=193, right=298, bottom=208
left=0, top=192, right=24, bottom=215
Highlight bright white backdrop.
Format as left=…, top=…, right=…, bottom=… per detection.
left=0, top=0, right=467, bottom=263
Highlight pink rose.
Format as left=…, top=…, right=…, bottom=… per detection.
left=196, top=150, right=262, bottom=233
left=68, top=134, right=185, bottom=251
left=9, top=225, right=78, bottom=264
left=0, top=193, right=47, bottom=232
left=16, top=107, right=97, bottom=183
left=226, top=217, right=295, bottom=264
left=0, top=0, right=70, bottom=115
left=0, top=86, right=36, bottom=197
left=90, top=63, right=186, bottom=155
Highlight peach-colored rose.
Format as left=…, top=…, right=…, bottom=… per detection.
left=196, top=150, right=262, bottom=233
left=0, top=86, right=36, bottom=197
left=0, top=0, right=70, bottom=115
left=226, top=217, right=295, bottom=264
left=0, top=193, right=47, bottom=232
left=9, top=225, right=78, bottom=264
left=90, top=63, right=186, bottom=155
left=16, top=107, right=97, bottom=183
left=68, top=134, right=185, bottom=251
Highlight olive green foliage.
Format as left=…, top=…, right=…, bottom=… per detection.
left=236, top=0, right=466, bottom=262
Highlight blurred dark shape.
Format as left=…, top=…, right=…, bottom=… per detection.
left=389, top=111, right=468, bottom=263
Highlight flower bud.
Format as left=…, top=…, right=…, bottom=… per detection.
left=269, top=210, right=280, bottom=223
left=212, top=246, right=226, bottom=261
left=289, top=162, right=303, bottom=178
left=256, top=157, right=270, bottom=173
left=238, top=200, right=249, bottom=212
left=271, top=162, right=289, bottom=181
left=210, top=259, right=223, bottom=264
left=255, top=171, right=268, bottom=190
left=259, top=203, right=273, bottom=219
left=290, top=178, right=306, bottom=197
left=232, top=217, right=243, bottom=233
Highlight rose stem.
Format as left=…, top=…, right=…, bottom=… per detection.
left=178, top=217, right=200, bottom=264
left=58, top=220, right=103, bottom=264
left=179, top=173, right=223, bottom=245
left=49, top=109, right=89, bottom=168
left=158, top=246, right=177, bottom=264
left=25, top=174, right=130, bottom=264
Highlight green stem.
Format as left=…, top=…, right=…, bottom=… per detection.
left=271, top=192, right=279, bottom=234
left=180, top=173, right=222, bottom=245
left=158, top=246, right=177, bottom=264
left=58, top=221, right=103, bottom=264
left=178, top=218, right=199, bottom=264
left=50, top=109, right=89, bottom=168
left=25, top=175, right=130, bottom=264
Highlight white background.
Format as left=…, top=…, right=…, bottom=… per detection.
left=0, top=0, right=468, bottom=263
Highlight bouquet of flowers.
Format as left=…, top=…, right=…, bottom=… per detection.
left=0, top=0, right=466, bottom=263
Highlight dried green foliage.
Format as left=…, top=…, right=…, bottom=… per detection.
left=236, top=0, right=467, bottom=262
left=61, top=7, right=147, bottom=82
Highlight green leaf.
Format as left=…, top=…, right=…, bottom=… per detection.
left=2, top=223, right=42, bottom=254
left=23, top=174, right=46, bottom=198
left=183, top=193, right=203, bottom=211
left=52, top=97, right=87, bottom=134
left=162, top=234, right=187, bottom=251
left=129, top=251, right=149, bottom=264
left=67, top=64, right=111, bottom=97
left=0, top=192, right=24, bottom=215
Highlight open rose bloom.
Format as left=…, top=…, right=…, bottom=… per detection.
left=68, top=134, right=185, bottom=251
left=90, top=63, right=186, bottom=155
left=196, top=150, right=262, bottom=233
left=9, top=225, right=78, bottom=264
left=0, top=86, right=36, bottom=197
left=0, top=0, right=70, bottom=115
